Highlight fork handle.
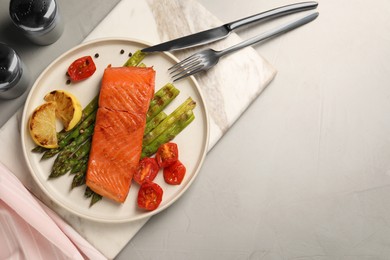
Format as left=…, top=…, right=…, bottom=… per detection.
left=227, top=1, right=318, bottom=31
left=219, top=12, right=319, bottom=57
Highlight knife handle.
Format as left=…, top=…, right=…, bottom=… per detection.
left=227, top=1, right=318, bottom=31
left=219, top=12, right=319, bottom=57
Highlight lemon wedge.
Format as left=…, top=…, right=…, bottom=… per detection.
left=44, top=90, right=82, bottom=131
left=29, top=101, right=58, bottom=148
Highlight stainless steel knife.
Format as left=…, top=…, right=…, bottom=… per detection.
left=142, top=1, right=318, bottom=53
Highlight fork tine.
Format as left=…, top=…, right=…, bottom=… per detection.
left=170, top=62, right=203, bottom=79
left=169, top=59, right=202, bottom=74
left=169, top=54, right=199, bottom=71
left=171, top=65, right=204, bottom=82
left=171, top=64, right=203, bottom=77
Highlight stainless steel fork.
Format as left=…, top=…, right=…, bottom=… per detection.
left=169, top=12, right=319, bottom=82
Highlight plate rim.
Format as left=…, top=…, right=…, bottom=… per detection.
left=20, top=37, right=210, bottom=223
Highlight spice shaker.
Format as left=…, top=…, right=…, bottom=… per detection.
left=9, top=0, right=64, bottom=45
left=0, top=43, right=30, bottom=99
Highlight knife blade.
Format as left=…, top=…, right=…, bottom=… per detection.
left=142, top=1, right=318, bottom=53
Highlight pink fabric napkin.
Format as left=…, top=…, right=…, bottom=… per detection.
left=0, top=162, right=106, bottom=260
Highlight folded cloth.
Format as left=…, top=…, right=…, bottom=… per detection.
left=0, top=162, right=106, bottom=260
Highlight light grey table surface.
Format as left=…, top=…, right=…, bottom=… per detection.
left=3, top=0, right=390, bottom=259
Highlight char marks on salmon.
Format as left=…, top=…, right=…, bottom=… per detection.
left=86, top=66, right=155, bottom=203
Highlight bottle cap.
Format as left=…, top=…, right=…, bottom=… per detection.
left=10, top=0, right=58, bottom=32
left=9, top=0, right=63, bottom=45
left=0, top=43, right=29, bottom=99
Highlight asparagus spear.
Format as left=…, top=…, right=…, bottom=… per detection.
left=84, top=187, right=103, bottom=206
left=46, top=121, right=94, bottom=163
left=79, top=95, right=99, bottom=120
left=144, top=111, right=167, bottom=135
left=71, top=163, right=87, bottom=188
left=31, top=146, right=48, bottom=153
left=73, top=140, right=91, bottom=159
left=143, top=97, right=196, bottom=146
left=49, top=135, right=92, bottom=178
left=70, top=157, right=88, bottom=174
left=123, top=50, right=147, bottom=67
left=84, top=187, right=94, bottom=198
left=49, top=141, right=91, bottom=178
left=90, top=193, right=102, bottom=207
left=146, top=83, right=180, bottom=122
left=49, top=159, right=76, bottom=178
left=142, top=109, right=195, bottom=158
left=57, top=112, right=96, bottom=149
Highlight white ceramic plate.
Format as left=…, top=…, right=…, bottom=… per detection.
left=21, top=38, right=209, bottom=223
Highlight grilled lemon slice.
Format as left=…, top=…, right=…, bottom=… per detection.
left=28, top=101, right=58, bottom=148
left=44, top=90, right=82, bottom=131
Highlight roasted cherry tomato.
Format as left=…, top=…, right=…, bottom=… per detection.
left=156, top=142, right=178, bottom=168
left=67, top=56, right=96, bottom=81
left=163, top=160, right=186, bottom=185
left=137, top=181, right=163, bottom=211
left=133, top=157, right=160, bottom=185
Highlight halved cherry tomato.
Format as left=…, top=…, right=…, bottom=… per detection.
left=67, top=56, right=96, bottom=81
left=163, top=160, right=186, bottom=185
left=133, top=157, right=160, bottom=185
left=156, top=142, right=178, bottom=168
left=137, top=181, right=163, bottom=211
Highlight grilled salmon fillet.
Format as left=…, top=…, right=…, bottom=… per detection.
left=86, top=66, right=155, bottom=203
